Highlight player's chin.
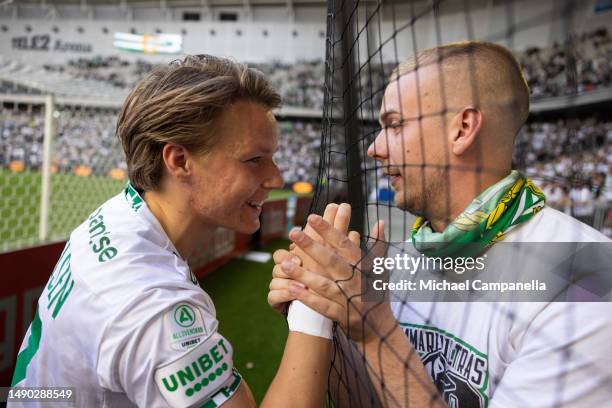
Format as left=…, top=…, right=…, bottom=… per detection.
left=394, top=198, right=407, bottom=211
left=236, top=217, right=261, bottom=234
left=394, top=193, right=412, bottom=212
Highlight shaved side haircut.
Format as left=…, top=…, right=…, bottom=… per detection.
left=392, top=41, right=530, bottom=138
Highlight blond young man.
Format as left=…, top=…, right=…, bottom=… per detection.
left=11, top=55, right=338, bottom=408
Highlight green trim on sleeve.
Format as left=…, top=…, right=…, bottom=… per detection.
left=200, top=369, right=242, bottom=408
left=12, top=308, right=42, bottom=386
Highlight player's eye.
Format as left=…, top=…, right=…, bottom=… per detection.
left=245, top=157, right=262, bottom=164
left=385, top=121, right=403, bottom=132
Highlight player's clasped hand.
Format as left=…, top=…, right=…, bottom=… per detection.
left=268, top=203, right=344, bottom=314
left=269, top=203, right=398, bottom=344
left=268, top=202, right=354, bottom=315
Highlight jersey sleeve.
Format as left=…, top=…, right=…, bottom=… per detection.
left=96, top=284, right=242, bottom=408
left=490, top=302, right=612, bottom=407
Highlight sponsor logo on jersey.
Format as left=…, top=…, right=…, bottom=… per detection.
left=87, top=206, right=118, bottom=263
left=174, top=304, right=196, bottom=327
left=401, top=323, right=489, bottom=408
left=168, top=303, right=208, bottom=351
left=155, top=332, right=234, bottom=407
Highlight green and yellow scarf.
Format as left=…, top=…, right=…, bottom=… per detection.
left=411, top=170, right=546, bottom=258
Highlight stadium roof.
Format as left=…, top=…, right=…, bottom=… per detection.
left=6, top=0, right=327, bottom=7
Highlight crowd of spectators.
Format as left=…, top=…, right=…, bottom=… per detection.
left=519, top=28, right=612, bottom=98
left=43, top=56, right=153, bottom=90
left=1, top=110, right=45, bottom=169
left=514, top=118, right=612, bottom=234
left=0, top=108, right=123, bottom=175
left=274, top=120, right=321, bottom=185
left=31, top=27, right=612, bottom=110
left=41, top=57, right=327, bottom=109
left=0, top=107, right=322, bottom=186
left=2, top=105, right=610, bottom=234
left=252, top=61, right=325, bottom=109
left=2, top=27, right=612, bottom=235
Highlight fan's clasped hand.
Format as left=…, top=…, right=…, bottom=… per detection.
left=270, top=204, right=400, bottom=345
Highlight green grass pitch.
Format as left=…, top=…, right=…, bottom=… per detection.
left=199, top=239, right=290, bottom=403
left=0, top=169, right=126, bottom=251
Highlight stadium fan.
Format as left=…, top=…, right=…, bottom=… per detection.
left=269, top=41, right=612, bottom=407
left=10, top=55, right=339, bottom=408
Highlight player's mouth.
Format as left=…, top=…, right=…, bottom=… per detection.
left=390, top=175, right=401, bottom=188
left=246, top=199, right=265, bottom=215
left=383, top=168, right=402, bottom=189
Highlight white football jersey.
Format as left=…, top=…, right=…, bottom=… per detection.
left=392, top=207, right=612, bottom=407
left=10, top=183, right=242, bottom=408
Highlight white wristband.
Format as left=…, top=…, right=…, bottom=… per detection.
left=287, top=300, right=333, bottom=339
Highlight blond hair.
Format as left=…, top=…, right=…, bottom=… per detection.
left=116, top=54, right=281, bottom=191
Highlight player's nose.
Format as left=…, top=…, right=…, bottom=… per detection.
left=263, top=160, right=284, bottom=189
left=367, top=130, right=389, bottom=160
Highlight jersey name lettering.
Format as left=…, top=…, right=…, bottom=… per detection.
left=47, top=243, right=74, bottom=319
left=87, top=207, right=118, bottom=263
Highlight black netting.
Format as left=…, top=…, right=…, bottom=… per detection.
left=311, top=1, right=612, bottom=407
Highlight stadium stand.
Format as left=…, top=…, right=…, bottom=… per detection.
left=2, top=105, right=609, bottom=234
left=2, top=27, right=606, bottom=108
left=0, top=10, right=610, bottom=243
left=520, top=27, right=612, bottom=98
left=2, top=23, right=612, bottom=232
left=515, top=118, right=612, bottom=232
left=0, top=56, right=128, bottom=100
left=0, top=107, right=322, bottom=186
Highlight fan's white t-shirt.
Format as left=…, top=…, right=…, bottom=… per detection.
left=392, top=207, right=612, bottom=407
left=10, top=183, right=241, bottom=408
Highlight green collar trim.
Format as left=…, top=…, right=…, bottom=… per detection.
left=124, top=181, right=144, bottom=213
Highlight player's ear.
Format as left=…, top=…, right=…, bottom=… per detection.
left=162, top=143, right=190, bottom=180
left=450, top=107, right=482, bottom=156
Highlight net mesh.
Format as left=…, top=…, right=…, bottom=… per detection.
left=0, top=104, right=44, bottom=251
left=0, top=103, right=125, bottom=252
left=315, top=1, right=612, bottom=407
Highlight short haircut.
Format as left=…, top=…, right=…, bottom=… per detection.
left=392, top=41, right=530, bottom=136
left=116, top=54, right=281, bottom=191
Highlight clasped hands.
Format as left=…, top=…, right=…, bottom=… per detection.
left=268, top=203, right=398, bottom=344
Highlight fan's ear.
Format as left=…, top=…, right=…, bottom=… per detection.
left=449, top=107, right=482, bottom=156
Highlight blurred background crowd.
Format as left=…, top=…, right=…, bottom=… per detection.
left=520, top=28, right=612, bottom=98
left=515, top=118, right=612, bottom=234
left=1, top=27, right=611, bottom=236
left=2, top=109, right=610, bottom=234
left=0, top=108, right=323, bottom=186
left=5, top=27, right=605, bottom=109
